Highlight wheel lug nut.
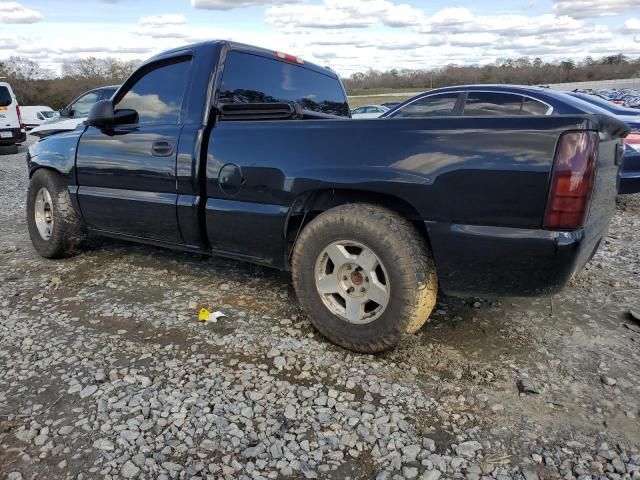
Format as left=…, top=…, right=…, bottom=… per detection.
left=343, top=275, right=348, bottom=280
left=365, top=277, right=369, bottom=282
left=360, top=287, right=366, bottom=292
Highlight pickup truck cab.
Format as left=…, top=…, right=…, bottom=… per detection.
left=0, top=81, right=27, bottom=154
left=27, top=41, right=629, bottom=353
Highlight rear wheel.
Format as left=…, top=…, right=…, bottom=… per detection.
left=27, top=169, right=87, bottom=258
left=292, top=203, right=438, bottom=353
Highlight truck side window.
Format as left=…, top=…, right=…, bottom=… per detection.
left=115, top=58, right=191, bottom=125
left=463, top=92, right=522, bottom=116
left=391, top=93, right=459, bottom=118
left=219, top=51, right=349, bottom=117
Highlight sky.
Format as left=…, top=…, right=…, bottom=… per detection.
left=1, top=0, right=639, bottom=76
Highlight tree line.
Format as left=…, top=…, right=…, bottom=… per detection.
left=0, top=53, right=638, bottom=109
left=0, top=57, right=140, bottom=109
left=343, top=54, right=640, bottom=94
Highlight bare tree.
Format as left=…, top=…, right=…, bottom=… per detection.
left=342, top=53, right=640, bottom=93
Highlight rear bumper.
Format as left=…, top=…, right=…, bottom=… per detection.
left=0, top=127, right=26, bottom=145
left=426, top=220, right=607, bottom=297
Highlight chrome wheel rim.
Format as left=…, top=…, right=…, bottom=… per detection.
left=34, top=187, right=54, bottom=241
left=314, top=240, right=390, bottom=324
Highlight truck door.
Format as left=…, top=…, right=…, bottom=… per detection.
left=75, top=56, right=192, bottom=243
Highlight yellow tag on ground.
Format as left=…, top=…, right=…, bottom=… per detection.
left=198, top=308, right=210, bottom=321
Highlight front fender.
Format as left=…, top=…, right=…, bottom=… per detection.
left=28, top=129, right=84, bottom=184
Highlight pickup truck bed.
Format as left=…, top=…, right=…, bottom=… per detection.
left=26, top=40, right=629, bottom=352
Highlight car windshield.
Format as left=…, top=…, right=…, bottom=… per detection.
left=40, top=111, right=55, bottom=118
left=0, top=86, right=11, bottom=107
left=101, top=87, right=117, bottom=100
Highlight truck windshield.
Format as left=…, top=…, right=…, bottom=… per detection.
left=219, top=51, right=349, bottom=117
left=0, top=87, right=11, bottom=107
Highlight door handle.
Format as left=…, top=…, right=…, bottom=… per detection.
left=151, top=140, right=174, bottom=157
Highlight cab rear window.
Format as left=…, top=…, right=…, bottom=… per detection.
left=0, top=87, right=11, bottom=107
left=219, top=51, right=349, bottom=117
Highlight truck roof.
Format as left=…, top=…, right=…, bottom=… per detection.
left=147, top=40, right=339, bottom=79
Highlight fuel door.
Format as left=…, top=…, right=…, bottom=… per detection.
left=218, top=163, right=244, bottom=195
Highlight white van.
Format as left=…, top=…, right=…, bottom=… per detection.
left=21, top=106, right=55, bottom=129
left=0, top=81, right=26, bottom=154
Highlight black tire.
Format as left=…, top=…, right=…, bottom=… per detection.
left=0, top=144, right=19, bottom=155
left=27, top=169, right=87, bottom=258
left=292, top=203, right=438, bottom=353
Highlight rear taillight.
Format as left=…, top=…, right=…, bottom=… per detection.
left=544, top=131, right=598, bottom=230
left=16, top=104, right=24, bottom=128
left=624, top=130, right=640, bottom=152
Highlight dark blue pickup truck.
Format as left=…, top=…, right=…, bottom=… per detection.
left=26, top=41, right=629, bottom=353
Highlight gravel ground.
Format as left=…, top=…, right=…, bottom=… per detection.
left=1, top=137, right=639, bottom=480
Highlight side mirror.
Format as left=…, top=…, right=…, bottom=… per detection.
left=59, top=108, right=71, bottom=117
left=87, top=100, right=114, bottom=128
left=113, top=109, right=138, bottom=125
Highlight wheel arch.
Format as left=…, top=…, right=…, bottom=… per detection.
left=29, top=164, right=65, bottom=179
left=284, top=188, right=432, bottom=268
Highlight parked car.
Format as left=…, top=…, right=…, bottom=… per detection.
left=351, top=104, right=389, bottom=118
left=382, top=85, right=638, bottom=194
left=26, top=41, right=629, bottom=353
left=30, top=85, right=119, bottom=137
left=0, top=81, right=26, bottom=154
left=567, top=92, right=640, bottom=117
left=567, top=92, right=640, bottom=194
left=20, top=106, right=55, bottom=129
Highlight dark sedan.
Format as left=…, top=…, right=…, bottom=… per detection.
left=382, top=85, right=639, bottom=194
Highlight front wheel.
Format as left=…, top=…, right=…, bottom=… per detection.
left=27, top=169, right=87, bottom=258
left=292, top=203, right=438, bottom=353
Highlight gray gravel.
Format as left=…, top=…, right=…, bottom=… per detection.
left=1, top=137, right=639, bottom=479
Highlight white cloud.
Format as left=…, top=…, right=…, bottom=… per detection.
left=266, top=0, right=425, bottom=30
left=139, top=14, right=187, bottom=27
left=418, top=9, right=586, bottom=37
left=132, top=14, right=189, bottom=39
left=448, top=32, right=500, bottom=47
left=12, top=40, right=154, bottom=57
left=622, top=17, right=640, bottom=32
left=0, top=37, right=19, bottom=49
left=192, top=0, right=300, bottom=10
left=552, top=0, right=640, bottom=19
left=0, top=1, right=42, bottom=23
left=57, top=45, right=152, bottom=54
left=3, top=0, right=640, bottom=77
